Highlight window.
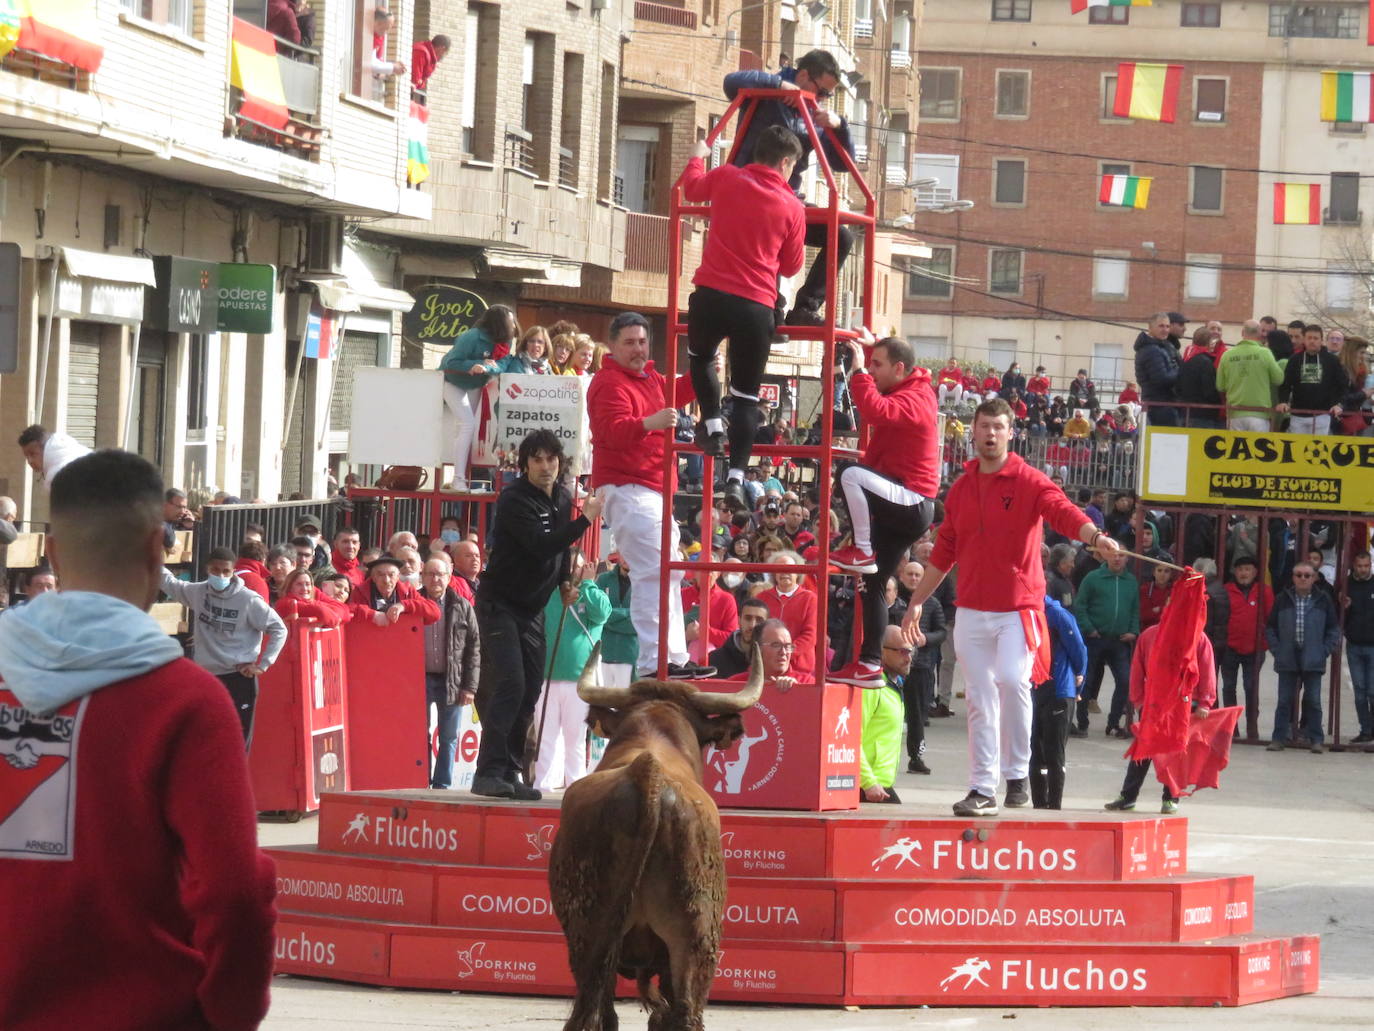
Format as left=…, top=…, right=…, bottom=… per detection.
left=989, top=249, right=1023, bottom=295
left=617, top=126, right=659, bottom=213
left=1092, top=342, right=1125, bottom=385
left=1089, top=5, right=1128, bottom=23
left=910, top=336, right=951, bottom=360
left=463, top=4, right=499, bottom=160
left=988, top=339, right=1018, bottom=372
left=907, top=248, right=954, bottom=299
left=1181, top=2, right=1221, bottom=26
left=119, top=0, right=193, bottom=34
left=919, top=68, right=961, bottom=120
left=560, top=53, right=584, bottom=189
left=995, top=70, right=1030, bottom=117
left=1327, top=268, right=1357, bottom=310
left=992, top=0, right=1031, bottom=22
left=1102, top=74, right=1128, bottom=121
left=913, top=154, right=960, bottom=204
left=1093, top=253, right=1129, bottom=298
left=187, top=334, right=209, bottom=434
left=461, top=8, right=479, bottom=152
left=1332, top=120, right=1366, bottom=135
left=1328, top=172, right=1361, bottom=224
left=597, top=61, right=617, bottom=200
left=993, top=158, right=1026, bottom=205
left=521, top=37, right=535, bottom=130
left=1195, top=78, right=1227, bottom=122
left=1269, top=4, right=1360, bottom=38
left=1099, top=161, right=1131, bottom=207
left=1190, top=165, right=1223, bottom=213
left=1185, top=255, right=1221, bottom=301
left=522, top=33, right=555, bottom=178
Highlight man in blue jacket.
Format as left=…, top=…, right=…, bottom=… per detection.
left=1265, top=562, right=1341, bottom=754
left=1032, top=596, right=1087, bottom=810
left=723, top=49, right=855, bottom=327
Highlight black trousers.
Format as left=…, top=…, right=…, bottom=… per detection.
left=795, top=215, right=855, bottom=311
left=216, top=672, right=259, bottom=752
left=857, top=497, right=934, bottom=665
left=687, top=286, right=774, bottom=472
left=473, top=598, right=547, bottom=783
left=1029, top=683, right=1071, bottom=809
left=903, top=667, right=932, bottom=763
left=1120, top=758, right=1176, bottom=803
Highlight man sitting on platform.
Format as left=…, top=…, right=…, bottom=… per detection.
left=710, top=596, right=770, bottom=678
left=727, top=617, right=796, bottom=692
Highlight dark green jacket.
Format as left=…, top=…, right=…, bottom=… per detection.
left=594, top=569, right=639, bottom=667
left=1074, top=565, right=1140, bottom=639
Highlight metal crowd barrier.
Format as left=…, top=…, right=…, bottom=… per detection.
left=193, top=497, right=348, bottom=568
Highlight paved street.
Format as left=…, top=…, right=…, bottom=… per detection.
left=261, top=668, right=1374, bottom=1029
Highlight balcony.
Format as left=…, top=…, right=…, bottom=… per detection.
left=558, top=146, right=578, bottom=189
left=891, top=49, right=912, bottom=69
left=855, top=17, right=874, bottom=38
left=1323, top=207, right=1362, bottom=226
left=634, top=0, right=698, bottom=29
left=505, top=125, right=536, bottom=176
left=227, top=21, right=323, bottom=159
left=625, top=212, right=671, bottom=273
left=853, top=143, right=869, bottom=165
left=1, top=47, right=88, bottom=90
left=885, top=164, right=906, bottom=186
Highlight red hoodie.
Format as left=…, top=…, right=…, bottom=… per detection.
left=232, top=562, right=270, bottom=601
left=757, top=584, right=817, bottom=682
left=936, top=365, right=962, bottom=387
left=982, top=375, right=1001, bottom=393
left=1129, top=622, right=1216, bottom=709
left=1139, top=580, right=1173, bottom=630
left=0, top=660, right=276, bottom=1030
left=1027, top=375, right=1051, bottom=395
left=930, top=452, right=1089, bottom=612
left=681, top=157, right=805, bottom=308
left=588, top=355, right=692, bottom=491
left=848, top=366, right=940, bottom=496
left=681, top=580, right=739, bottom=659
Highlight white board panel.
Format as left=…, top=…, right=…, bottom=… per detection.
left=349, top=367, right=447, bottom=467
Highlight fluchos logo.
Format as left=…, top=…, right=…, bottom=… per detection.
left=941, top=957, right=1148, bottom=993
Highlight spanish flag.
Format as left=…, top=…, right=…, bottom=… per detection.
left=1071, top=0, right=1151, bottom=12
left=10, top=0, right=103, bottom=71
left=1320, top=70, right=1374, bottom=123
left=1113, top=62, right=1183, bottom=122
left=230, top=17, right=289, bottom=130
left=407, top=101, right=430, bottom=186
left=1100, top=174, right=1152, bottom=208
left=1273, top=183, right=1321, bottom=225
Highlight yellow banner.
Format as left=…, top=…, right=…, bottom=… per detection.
left=1141, top=426, right=1374, bottom=513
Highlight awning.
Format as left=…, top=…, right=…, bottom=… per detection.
left=890, top=240, right=934, bottom=261
left=480, top=248, right=582, bottom=288
left=296, top=274, right=415, bottom=314
left=58, top=246, right=157, bottom=286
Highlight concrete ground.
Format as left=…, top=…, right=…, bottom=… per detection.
left=260, top=664, right=1374, bottom=1029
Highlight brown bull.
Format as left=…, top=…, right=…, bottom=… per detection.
left=548, top=643, right=763, bottom=1031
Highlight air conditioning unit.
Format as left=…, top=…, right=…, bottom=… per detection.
left=305, top=215, right=345, bottom=273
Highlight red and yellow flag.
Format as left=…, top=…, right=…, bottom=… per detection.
left=1113, top=62, right=1183, bottom=122
left=230, top=17, right=289, bottom=130
left=9, top=0, right=103, bottom=71
left=1273, top=183, right=1321, bottom=225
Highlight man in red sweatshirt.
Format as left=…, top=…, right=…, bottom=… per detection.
left=0, top=450, right=276, bottom=1029
left=589, top=312, right=714, bottom=680
left=330, top=526, right=367, bottom=590
left=902, top=397, right=1119, bottom=816
left=682, top=125, right=805, bottom=508
left=830, top=335, right=940, bottom=687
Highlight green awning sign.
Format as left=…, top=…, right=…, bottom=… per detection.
left=216, top=263, right=276, bottom=333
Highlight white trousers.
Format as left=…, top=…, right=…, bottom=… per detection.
left=1228, top=416, right=1270, bottom=433
left=938, top=384, right=963, bottom=407
left=442, top=382, right=483, bottom=487
left=954, top=608, right=1034, bottom=797
left=599, top=482, right=687, bottom=671
left=533, top=679, right=589, bottom=791
left=1288, top=414, right=1331, bottom=435
left=839, top=464, right=926, bottom=553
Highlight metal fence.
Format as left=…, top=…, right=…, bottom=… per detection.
left=942, top=433, right=1139, bottom=493
left=194, top=498, right=348, bottom=569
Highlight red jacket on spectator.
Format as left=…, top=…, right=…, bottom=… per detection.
left=411, top=39, right=439, bottom=90
left=681, top=580, right=739, bottom=659
left=960, top=372, right=981, bottom=393
left=936, top=365, right=962, bottom=388
left=1224, top=581, right=1273, bottom=654
left=346, top=581, right=442, bottom=625
left=235, top=568, right=270, bottom=602
left=1027, top=374, right=1051, bottom=396
left=757, top=584, right=817, bottom=681
left=981, top=375, right=1001, bottom=394
left=1138, top=580, right=1173, bottom=631
left=680, top=157, right=805, bottom=308
left=848, top=366, right=940, bottom=497
left=588, top=355, right=692, bottom=492
left=1129, top=622, right=1216, bottom=710
left=275, top=595, right=348, bottom=627
left=266, top=0, right=300, bottom=43
left=1011, top=399, right=1028, bottom=419
left=1118, top=385, right=1140, bottom=404
left=331, top=550, right=367, bottom=590
left=931, top=453, right=1088, bottom=612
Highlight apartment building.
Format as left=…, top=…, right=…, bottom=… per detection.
left=905, top=0, right=1374, bottom=389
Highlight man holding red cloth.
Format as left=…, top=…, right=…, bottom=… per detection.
left=902, top=397, right=1119, bottom=816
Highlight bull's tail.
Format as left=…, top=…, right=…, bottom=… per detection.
left=604, top=751, right=664, bottom=983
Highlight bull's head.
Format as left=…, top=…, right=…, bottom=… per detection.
left=577, top=643, right=764, bottom=753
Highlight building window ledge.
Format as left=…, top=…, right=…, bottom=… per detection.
left=462, top=157, right=495, bottom=170
left=558, top=183, right=579, bottom=195
left=506, top=165, right=539, bottom=181
left=117, top=11, right=206, bottom=52
left=339, top=93, right=398, bottom=120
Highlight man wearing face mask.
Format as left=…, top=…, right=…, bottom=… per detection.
left=293, top=514, right=330, bottom=570
left=160, top=547, right=288, bottom=746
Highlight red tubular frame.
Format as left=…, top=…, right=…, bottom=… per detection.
left=654, top=88, right=877, bottom=680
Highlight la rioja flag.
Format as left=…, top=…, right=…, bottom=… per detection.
left=1071, top=0, right=1151, bottom=12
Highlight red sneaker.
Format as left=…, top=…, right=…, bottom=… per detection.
left=832, top=660, right=885, bottom=688
left=829, top=545, right=878, bottom=574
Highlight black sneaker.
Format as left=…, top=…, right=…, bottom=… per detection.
left=694, top=420, right=726, bottom=458
left=667, top=660, right=716, bottom=680
left=952, top=791, right=999, bottom=817
left=509, top=780, right=543, bottom=801
left=1113, top=727, right=1132, bottom=740
left=1265, top=741, right=1284, bottom=752
left=1105, top=726, right=1118, bottom=737
left=907, top=758, right=931, bottom=775
left=721, top=479, right=749, bottom=512
left=1068, top=726, right=1088, bottom=738
left=1104, top=795, right=1136, bottom=811
left=1351, top=733, right=1373, bottom=744
left=470, top=775, right=515, bottom=799
left=1004, top=778, right=1030, bottom=808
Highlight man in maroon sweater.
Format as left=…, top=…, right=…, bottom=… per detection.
left=0, top=450, right=276, bottom=1029
left=681, top=124, right=806, bottom=508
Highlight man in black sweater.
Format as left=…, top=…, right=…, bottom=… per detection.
left=471, top=430, right=601, bottom=800
left=1278, top=324, right=1349, bottom=435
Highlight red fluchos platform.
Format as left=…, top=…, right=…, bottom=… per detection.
left=265, top=791, right=1319, bottom=1008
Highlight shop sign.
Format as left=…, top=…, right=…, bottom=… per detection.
left=146, top=256, right=218, bottom=333
left=402, top=282, right=488, bottom=344
left=216, top=263, right=275, bottom=333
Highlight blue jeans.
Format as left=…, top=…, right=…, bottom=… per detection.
left=1273, top=670, right=1324, bottom=746
left=1347, top=642, right=1374, bottom=737
left=1077, top=636, right=1133, bottom=731
left=426, top=672, right=460, bottom=789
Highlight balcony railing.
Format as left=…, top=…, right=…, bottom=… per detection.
left=1, top=48, right=86, bottom=90
left=634, top=0, right=698, bottom=29
left=558, top=146, right=577, bottom=189
left=228, top=34, right=323, bottom=158
left=613, top=171, right=626, bottom=207
left=854, top=17, right=874, bottom=37
left=505, top=125, right=535, bottom=175
left=1324, top=207, right=1362, bottom=226
left=890, top=49, right=912, bottom=69
left=625, top=212, right=671, bottom=273
left=885, top=164, right=906, bottom=186
left=853, top=143, right=869, bottom=165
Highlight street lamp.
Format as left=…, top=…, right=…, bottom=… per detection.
left=724, top=0, right=830, bottom=48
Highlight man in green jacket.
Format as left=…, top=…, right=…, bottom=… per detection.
left=1072, top=549, right=1140, bottom=739
left=594, top=555, right=639, bottom=685
left=1215, top=319, right=1282, bottom=432
left=861, top=625, right=912, bottom=804
left=532, top=549, right=611, bottom=791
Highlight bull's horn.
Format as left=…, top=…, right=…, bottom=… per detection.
left=692, top=644, right=764, bottom=715
left=575, top=644, right=634, bottom=707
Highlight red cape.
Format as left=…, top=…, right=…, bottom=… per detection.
left=1147, top=705, right=1243, bottom=798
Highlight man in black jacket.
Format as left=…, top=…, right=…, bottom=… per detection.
left=471, top=430, right=601, bottom=800
left=1278, top=324, right=1349, bottom=434
left=709, top=597, right=769, bottom=678
left=1178, top=330, right=1224, bottom=428
left=1265, top=562, right=1341, bottom=754
left=1345, top=551, right=1374, bottom=743
left=1133, top=313, right=1181, bottom=426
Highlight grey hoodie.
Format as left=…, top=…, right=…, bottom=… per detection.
left=160, top=569, right=288, bottom=676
